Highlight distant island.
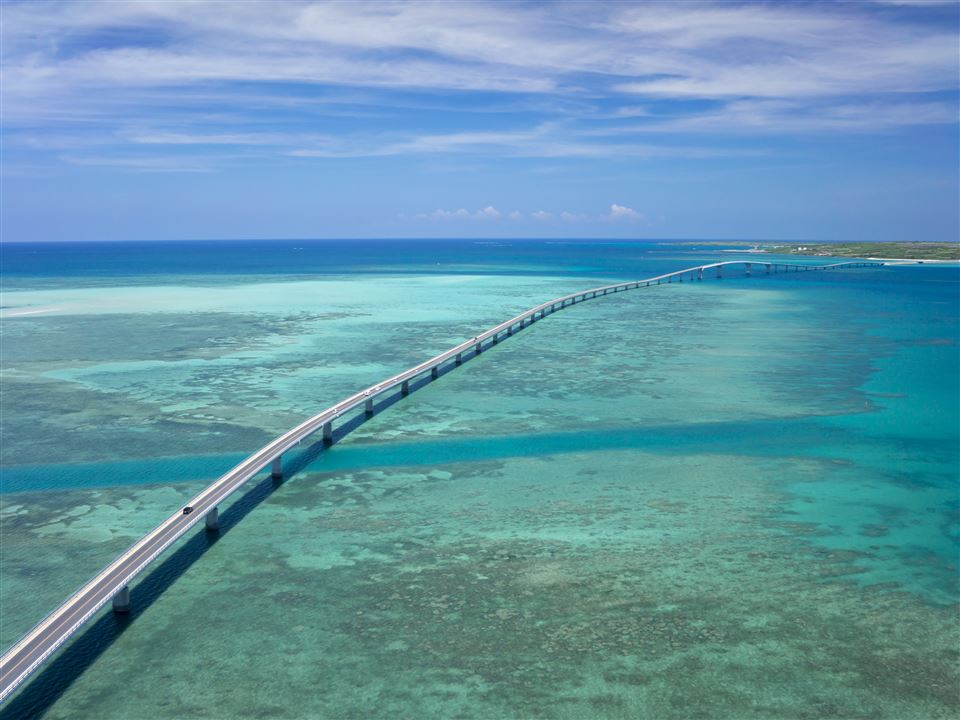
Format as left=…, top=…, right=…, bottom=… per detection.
left=672, top=241, right=959, bottom=261
left=776, top=242, right=960, bottom=261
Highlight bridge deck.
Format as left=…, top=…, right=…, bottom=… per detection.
left=0, top=259, right=883, bottom=702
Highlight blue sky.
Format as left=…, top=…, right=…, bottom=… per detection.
left=2, top=0, right=957, bottom=242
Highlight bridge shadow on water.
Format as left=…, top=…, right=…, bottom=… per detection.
left=0, top=366, right=461, bottom=719
left=1, top=467, right=286, bottom=719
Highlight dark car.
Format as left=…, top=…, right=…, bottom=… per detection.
left=182, top=506, right=194, bottom=515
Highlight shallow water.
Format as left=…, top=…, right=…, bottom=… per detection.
left=0, top=241, right=957, bottom=718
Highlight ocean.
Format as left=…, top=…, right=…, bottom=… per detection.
left=0, top=240, right=957, bottom=719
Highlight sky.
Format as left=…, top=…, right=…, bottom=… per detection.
left=1, top=0, right=958, bottom=243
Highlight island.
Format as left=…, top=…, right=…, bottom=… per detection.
left=669, top=241, right=959, bottom=262
left=776, top=242, right=960, bottom=261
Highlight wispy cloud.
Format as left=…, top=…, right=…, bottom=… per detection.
left=60, top=154, right=216, bottom=173
left=409, top=205, right=650, bottom=224
left=589, top=99, right=959, bottom=138
left=1, top=0, right=956, bottom=194
left=413, top=206, right=504, bottom=221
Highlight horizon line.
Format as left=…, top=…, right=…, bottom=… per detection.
left=1, top=237, right=949, bottom=245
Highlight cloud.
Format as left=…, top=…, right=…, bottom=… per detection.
left=589, top=99, right=959, bottom=138
left=285, top=123, right=759, bottom=160
left=5, top=2, right=955, bottom=113
left=410, top=206, right=643, bottom=224
left=414, top=206, right=503, bottom=220
left=1, top=0, right=955, bottom=172
left=608, top=204, right=644, bottom=221
left=60, top=154, right=216, bottom=173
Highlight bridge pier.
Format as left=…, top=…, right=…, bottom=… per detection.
left=507, top=326, right=513, bottom=336
left=492, top=334, right=498, bottom=344
left=364, top=398, right=374, bottom=416
left=112, top=586, right=130, bottom=613
left=431, top=366, right=439, bottom=379
left=401, top=380, right=409, bottom=396
left=271, top=456, right=283, bottom=479
left=698, top=268, right=703, bottom=281
left=765, top=264, right=770, bottom=274
left=205, top=506, right=219, bottom=531
left=322, top=422, right=333, bottom=445
left=716, top=266, right=722, bottom=278
left=475, top=342, right=482, bottom=354
left=455, top=353, right=462, bottom=365
left=746, top=262, right=752, bottom=276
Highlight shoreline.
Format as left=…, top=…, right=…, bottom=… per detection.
left=720, top=249, right=958, bottom=264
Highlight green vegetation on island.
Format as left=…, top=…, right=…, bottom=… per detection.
left=775, top=242, right=960, bottom=261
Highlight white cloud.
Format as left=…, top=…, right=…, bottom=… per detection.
left=608, top=204, right=644, bottom=221
left=4, top=2, right=955, bottom=112
left=414, top=206, right=503, bottom=221
left=590, top=98, right=958, bottom=138
left=1, top=0, right=955, bottom=170
left=438, top=208, right=472, bottom=219
left=411, top=206, right=649, bottom=224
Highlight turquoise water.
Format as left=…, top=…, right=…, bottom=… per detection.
left=0, top=241, right=957, bottom=718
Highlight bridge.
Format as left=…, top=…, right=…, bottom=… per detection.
left=0, top=259, right=882, bottom=703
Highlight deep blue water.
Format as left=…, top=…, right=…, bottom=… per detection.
left=0, top=238, right=772, bottom=281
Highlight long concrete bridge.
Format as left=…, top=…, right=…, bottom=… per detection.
left=0, top=259, right=882, bottom=703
